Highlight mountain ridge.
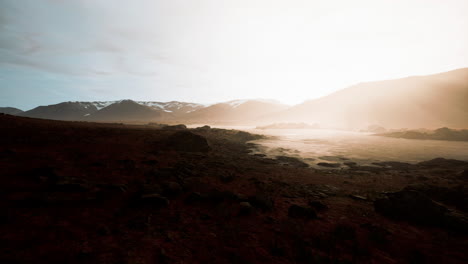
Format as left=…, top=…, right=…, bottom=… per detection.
left=4, top=68, right=468, bottom=128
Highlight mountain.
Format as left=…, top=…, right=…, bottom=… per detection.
left=181, top=99, right=289, bottom=124
left=86, top=100, right=170, bottom=122
left=0, top=107, right=23, bottom=115
left=137, top=101, right=204, bottom=116
left=16, top=100, right=202, bottom=122
left=267, top=68, right=468, bottom=129
left=19, top=102, right=98, bottom=121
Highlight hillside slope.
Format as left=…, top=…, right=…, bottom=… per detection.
left=267, top=68, right=468, bottom=129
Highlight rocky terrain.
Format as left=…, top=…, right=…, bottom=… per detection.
left=377, top=127, right=468, bottom=142
left=0, top=114, right=467, bottom=263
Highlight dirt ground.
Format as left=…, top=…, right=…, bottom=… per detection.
left=0, top=114, right=467, bottom=264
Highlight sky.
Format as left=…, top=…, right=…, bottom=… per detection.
left=0, top=0, right=467, bottom=110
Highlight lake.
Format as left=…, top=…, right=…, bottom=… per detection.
left=209, top=126, right=468, bottom=168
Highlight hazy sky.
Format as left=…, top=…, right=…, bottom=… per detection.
left=1, top=0, right=467, bottom=110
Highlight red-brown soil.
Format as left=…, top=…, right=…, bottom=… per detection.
left=0, top=114, right=467, bottom=264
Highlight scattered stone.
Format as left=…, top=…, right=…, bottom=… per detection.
left=344, top=162, right=357, bottom=167
left=142, top=159, right=158, bottom=166
left=276, top=156, right=309, bottom=168
left=417, top=158, right=468, bottom=168
left=219, top=173, right=235, bottom=183
left=333, top=224, right=356, bottom=241
left=28, top=167, right=59, bottom=184
left=184, top=192, right=204, bottom=204
left=162, top=181, right=182, bottom=197
left=97, top=183, right=128, bottom=193
left=458, top=170, right=468, bottom=180
left=373, top=189, right=468, bottom=233
left=317, top=162, right=341, bottom=168
left=53, top=179, right=90, bottom=192
left=374, top=189, right=447, bottom=225
left=97, top=225, right=111, bottom=236
left=308, top=200, right=329, bottom=211
left=288, top=204, right=317, bottom=219
left=167, top=131, right=211, bottom=152
left=349, top=194, right=368, bottom=201
left=361, top=223, right=391, bottom=245
left=239, top=202, right=254, bottom=215
left=249, top=194, right=274, bottom=211
left=138, top=193, right=169, bottom=207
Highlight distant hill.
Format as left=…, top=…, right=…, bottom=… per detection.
left=0, top=107, right=23, bottom=115
left=6, top=68, right=468, bottom=127
left=86, top=100, right=170, bottom=122
left=181, top=100, right=289, bottom=124
left=266, top=68, right=468, bottom=129
left=137, top=101, right=204, bottom=116
left=17, top=100, right=203, bottom=122
left=19, top=102, right=98, bottom=121
left=377, top=127, right=468, bottom=142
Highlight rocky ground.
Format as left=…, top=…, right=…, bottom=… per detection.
left=0, top=114, right=467, bottom=264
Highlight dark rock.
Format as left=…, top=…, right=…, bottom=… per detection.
left=333, top=224, right=356, bottom=241
left=404, top=184, right=468, bottom=212
left=137, top=193, right=169, bottom=207
left=97, top=225, right=111, bottom=236
left=233, top=131, right=262, bottom=142
left=459, top=170, right=468, bottom=180
left=417, top=158, right=468, bottom=168
left=53, top=179, right=90, bottom=192
left=184, top=192, right=204, bottom=204
left=361, top=223, right=391, bottom=245
left=195, top=125, right=211, bottom=130
left=142, top=159, right=158, bottom=166
left=239, top=202, right=254, bottom=215
left=248, top=194, right=274, bottom=211
left=117, top=159, right=135, bottom=169
left=276, top=156, right=309, bottom=168
left=28, top=167, right=59, bottom=184
left=308, top=200, right=328, bottom=211
left=317, top=162, right=341, bottom=168
left=219, top=173, right=235, bottom=183
left=372, top=161, right=413, bottom=170
left=374, top=190, right=447, bottom=225
left=349, top=194, right=368, bottom=201
left=162, top=181, right=182, bottom=197
left=97, top=183, right=128, bottom=193
left=164, top=124, right=187, bottom=130
left=167, top=131, right=211, bottom=152
left=182, top=177, right=202, bottom=191
left=207, top=190, right=240, bottom=203
left=288, top=204, right=317, bottom=219
left=344, top=162, right=357, bottom=167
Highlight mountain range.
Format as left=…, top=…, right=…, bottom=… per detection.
left=2, top=68, right=468, bottom=129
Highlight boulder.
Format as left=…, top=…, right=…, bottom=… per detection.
left=248, top=194, right=274, bottom=211
left=162, top=181, right=182, bottom=197
left=374, top=189, right=447, bottom=226
left=276, top=156, right=309, bottom=168
left=308, top=200, right=329, bottom=211
left=167, top=131, right=210, bottom=152
left=137, top=193, right=169, bottom=208
left=288, top=205, right=317, bottom=219
left=317, top=162, right=341, bottom=168
left=239, top=202, right=254, bottom=216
